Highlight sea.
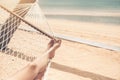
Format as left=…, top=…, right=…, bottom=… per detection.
left=39, top=0, right=120, bottom=25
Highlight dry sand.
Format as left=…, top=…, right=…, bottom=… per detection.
left=48, top=19, right=120, bottom=46
left=0, top=19, right=120, bottom=80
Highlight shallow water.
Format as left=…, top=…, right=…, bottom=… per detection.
left=46, top=15, right=120, bottom=25
left=39, top=0, right=120, bottom=25
left=39, top=0, right=120, bottom=11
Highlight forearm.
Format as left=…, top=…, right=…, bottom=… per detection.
left=30, top=52, right=51, bottom=73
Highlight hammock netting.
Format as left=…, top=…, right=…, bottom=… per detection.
left=0, top=0, right=54, bottom=80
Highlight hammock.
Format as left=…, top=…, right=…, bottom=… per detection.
left=0, top=0, right=54, bottom=80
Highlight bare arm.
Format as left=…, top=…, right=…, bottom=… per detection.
left=8, top=39, right=61, bottom=80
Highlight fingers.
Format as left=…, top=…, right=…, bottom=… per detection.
left=57, top=39, right=61, bottom=45
left=48, top=39, right=61, bottom=50
left=49, top=39, right=61, bottom=46
left=48, top=39, right=61, bottom=59
left=48, top=39, right=54, bottom=45
left=47, top=39, right=55, bottom=49
left=54, top=39, right=62, bottom=48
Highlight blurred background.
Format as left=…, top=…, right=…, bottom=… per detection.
left=0, top=0, right=120, bottom=80
left=38, top=0, right=120, bottom=47
left=39, top=0, right=120, bottom=25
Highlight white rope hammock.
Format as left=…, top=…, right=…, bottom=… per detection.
left=0, top=0, right=54, bottom=80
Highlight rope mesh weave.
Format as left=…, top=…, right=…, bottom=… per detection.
left=0, top=1, right=54, bottom=80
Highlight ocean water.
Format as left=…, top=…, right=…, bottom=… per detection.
left=39, top=0, right=120, bottom=10
left=39, top=0, right=120, bottom=25
left=46, top=15, right=120, bottom=25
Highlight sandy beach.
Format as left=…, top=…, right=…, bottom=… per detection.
left=47, top=19, right=120, bottom=80
left=0, top=18, right=120, bottom=80
left=48, top=18, right=120, bottom=46
left=0, top=0, right=120, bottom=79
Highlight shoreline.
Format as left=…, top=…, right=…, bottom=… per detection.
left=43, top=9, right=120, bottom=17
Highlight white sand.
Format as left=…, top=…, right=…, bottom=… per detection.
left=0, top=19, right=120, bottom=80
